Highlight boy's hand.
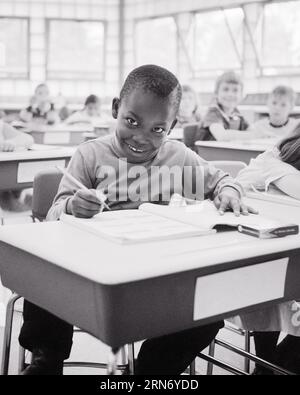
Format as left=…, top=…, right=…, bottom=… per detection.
left=68, top=189, right=102, bottom=218
left=214, top=187, right=258, bottom=217
left=0, top=140, right=16, bottom=152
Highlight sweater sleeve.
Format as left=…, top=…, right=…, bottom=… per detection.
left=183, top=148, right=244, bottom=201
left=236, top=149, right=299, bottom=192
left=47, top=147, right=94, bottom=221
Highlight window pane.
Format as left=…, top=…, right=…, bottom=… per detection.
left=47, top=20, right=105, bottom=80
left=0, top=18, right=28, bottom=78
left=135, top=17, right=177, bottom=74
left=194, top=8, right=244, bottom=73
left=262, top=1, right=300, bottom=71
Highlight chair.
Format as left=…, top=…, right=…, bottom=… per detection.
left=210, top=161, right=247, bottom=178
left=31, top=169, right=63, bottom=222
left=1, top=169, right=134, bottom=375
left=183, top=123, right=209, bottom=151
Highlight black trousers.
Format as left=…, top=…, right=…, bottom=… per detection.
left=19, top=300, right=224, bottom=375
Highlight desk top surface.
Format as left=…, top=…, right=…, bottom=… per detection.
left=195, top=139, right=276, bottom=152
left=0, top=146, right=76, bottom=162
left=0, top=199, right=299, bottom=285
left=28, top=124, right=109, bottom=133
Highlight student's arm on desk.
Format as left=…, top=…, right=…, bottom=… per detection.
left=209, top=123, right=257, bottom=142
left=185, top=149, right=256, bottom=216
left=47, top=147, right=101, bottom=221
left=1, top=122, right=34, bottom=150
left=274, top=175, right=300, bottom=200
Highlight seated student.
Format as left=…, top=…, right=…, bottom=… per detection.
left=235, top=129, right=300, bottom=375
left=19, top=84, right=62, bottom=125
left=18, top=64, right=254, bottom=376
left=65, top=94, right=110, bottom=126
left=0, top=119, right=33, bottom=152
left=0, top=120, right=33, bottom=211
left=249, top=86, right=300, bottom=141
left=184, top=72, right=250, bottom=150
left=177, top=85, right=201, bottom=127
left=200, top=71, right=250, bottom=141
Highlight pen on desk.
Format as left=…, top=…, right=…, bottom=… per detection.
left=56, top=166, right=111, bottom=211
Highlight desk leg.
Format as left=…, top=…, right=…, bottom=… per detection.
left=1, top=294, right=21, bottom=375
left=107, top=348, right=121, bottom=375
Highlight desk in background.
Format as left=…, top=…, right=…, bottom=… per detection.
left=195, top=140, right=276, bottom=164
left=0, top=198, right=299, bottom=369
left=240, top=105, right=300, bottom=124
left=0, top=146, right=75, bottom=191
left=26, top=124, right=110, bottom=146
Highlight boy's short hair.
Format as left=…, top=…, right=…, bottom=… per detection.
left=85, top=94, right=100, bottom=106
left=215, top=71, right=243, bottom=94
left=120, top=65, right=182, bottom=113
left=270, top=85, right=297, bottom=105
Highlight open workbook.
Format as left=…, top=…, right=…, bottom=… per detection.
left=60, top=200, right=299, bottom=244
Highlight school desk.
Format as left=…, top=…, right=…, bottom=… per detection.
left=195, top=140, right=275, bottom=164
left=0, top=146, right=75, bottom=191
left=239, top=105, right=300, bottom=123
left=26, top=124, right=110, bottom=146
left=0, top=198, right=299, bottom=373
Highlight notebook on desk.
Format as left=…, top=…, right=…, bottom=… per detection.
left=60, top=200, right=298, bottom=244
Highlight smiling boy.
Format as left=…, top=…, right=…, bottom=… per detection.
left=19, top=65, right=253, bottom=375
left=249, top=86, right=300, bottom=141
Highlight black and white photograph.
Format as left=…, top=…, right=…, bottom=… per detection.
left=0, top=0, right=300, bottom=379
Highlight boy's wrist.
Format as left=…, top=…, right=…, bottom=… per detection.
left=65, top=197, right=74, bottom=215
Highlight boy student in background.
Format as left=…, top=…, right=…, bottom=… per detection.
left=65, top=94, right=110, bottom=126
left=19, top=83, right=65, bottom=125
left=184, top=71, right=250, bottom=150
left=248, top=86, right=300, bottom=141
left=234, top=129, right=300, bottom=375
left=19, top=65, right=255, bottom=376
left=200, top=71, right=250, bottom=141
left=176, top=85, right=201, bottom=127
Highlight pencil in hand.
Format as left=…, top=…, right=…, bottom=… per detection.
left=56, top=166, right=111, bottom=211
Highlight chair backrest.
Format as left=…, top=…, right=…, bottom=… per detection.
left=210, top=161, right=247, bottom=178
left=32, top=169, right=63, bottom=221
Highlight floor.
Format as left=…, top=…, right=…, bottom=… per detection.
left=0, top=209, right=255, bottom=376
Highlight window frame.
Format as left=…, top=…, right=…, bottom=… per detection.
left=45, top=18, right=107, bottom=81
left=133, top=14, right=179, bottom=74
left=0, top=16, right=30, bottom=80
left=260, top=0, right=300, bottom=77
left=191, top=6, right=244, bottom=78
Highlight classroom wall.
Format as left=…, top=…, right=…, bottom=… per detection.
left=0, top=0, right=120, bottom=100
left=124, top=0, right=300, bottom=95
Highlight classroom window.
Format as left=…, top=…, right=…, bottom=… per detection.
left=261, top=1, right=300, bottom=75
left=0, top=18, right=29, bottom=79
left=135, top=17, right=177, bottom=74
left=47, top=19, right=106, bottom=80
left=192, top=8, right=244, bottom=76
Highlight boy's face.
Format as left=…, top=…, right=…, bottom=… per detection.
left=112, top=88, right=177, bottom=163
left=35, top=86, right=50, bottom=104
left=268, top=94, right=293, bottom=125
left=86, top=102, right=100, bottom=117
left=217, top=82, right=242, bottom=111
